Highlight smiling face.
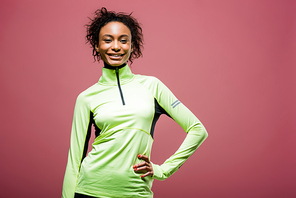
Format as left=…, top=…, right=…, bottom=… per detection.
left=96, top=21, right=133, bottom=66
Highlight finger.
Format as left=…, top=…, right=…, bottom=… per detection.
left=133, top=161, right=147, bottom=168
left=141, top=171, right=153, bottom=178
left=137, top=154, right=150, bottom=163
left=134, top=164, right=150, bottom=172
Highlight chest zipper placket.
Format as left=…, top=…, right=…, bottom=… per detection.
left=115, top=67, right=126, bottom=105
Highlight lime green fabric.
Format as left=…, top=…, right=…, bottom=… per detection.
left=62, top=65, right=208, bottom=198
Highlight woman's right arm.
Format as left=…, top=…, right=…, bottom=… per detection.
left=62, top=93, right=92, bottom=198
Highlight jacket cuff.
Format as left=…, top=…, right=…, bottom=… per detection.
left=151, top=162, right=167, bottom=181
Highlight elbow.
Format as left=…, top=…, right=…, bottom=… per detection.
left=203, top=129, right=208, bottom=141
left=194, top=123, right=208, bottom=141
left=196, top=127, right=208, bottom=146
left=195, top=126, right=207, bottom=143
left=202, top=126, right=208, bottom=139
left=188, top=123, right=208, bottom=142
left=200, top=122, right=208, bottom=141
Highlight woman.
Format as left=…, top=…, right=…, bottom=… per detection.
left=62, top=7, right=208, bottom=198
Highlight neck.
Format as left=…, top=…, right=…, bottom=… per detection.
left=103, top=62, right=127, bottom=70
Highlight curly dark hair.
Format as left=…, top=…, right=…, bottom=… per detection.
left=86, top=7, right=143, bottom=64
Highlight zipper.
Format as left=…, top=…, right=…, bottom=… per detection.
left=115, top=67, right=125, bottom=105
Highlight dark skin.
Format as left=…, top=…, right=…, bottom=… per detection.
left=133, top=154, right=154, bottom=178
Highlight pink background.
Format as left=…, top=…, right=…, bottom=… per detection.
left=1, top=0, right=295, bottom=197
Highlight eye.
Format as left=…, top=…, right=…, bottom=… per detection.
left=104, top=39, right=112, bottom=43
left=120, top=39, right=127, bottom=44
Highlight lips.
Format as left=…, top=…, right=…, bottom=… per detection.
left=107, top=53, right=124, bottom=60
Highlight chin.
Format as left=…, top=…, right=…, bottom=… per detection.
left=108, top=62, right=123, bottom=67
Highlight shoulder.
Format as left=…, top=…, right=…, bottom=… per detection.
left=134, top=74, right=163, bottom=86
left=76, top=83, right=100, bottom=104
left=133, top=74, right=172, bottom=97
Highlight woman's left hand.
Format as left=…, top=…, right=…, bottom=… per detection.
left=133, top=154, right=154, bottom=178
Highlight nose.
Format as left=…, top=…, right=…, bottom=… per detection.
left=112, top=40, right=120, bottom=52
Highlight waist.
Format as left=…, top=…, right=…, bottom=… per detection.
left=76, top=168, right=154, bottom=197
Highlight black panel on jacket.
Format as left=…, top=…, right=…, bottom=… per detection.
left=81, top=112, right=93, bottom=164
left=150, top=99, right=170, bottom=138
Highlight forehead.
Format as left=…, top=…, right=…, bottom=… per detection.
left=99, top=21, right=131, bottom=37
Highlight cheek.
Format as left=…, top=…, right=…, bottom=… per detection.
left=97, top=46, right=108, bottom=57
left=98, top=48, right=107, bottom=60
left=98, top=44, right=107, bottom=52
left=124, top=45, right=133, bottom=53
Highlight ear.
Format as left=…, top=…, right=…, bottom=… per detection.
left=95, top=44, right=99, bottom=52
left=131, top=43, right=134, bottom=52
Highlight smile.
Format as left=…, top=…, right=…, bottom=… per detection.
left=108, top=54, right=124, bottom=59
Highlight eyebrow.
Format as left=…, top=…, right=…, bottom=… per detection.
left=102, top=34, right=129, bottom=38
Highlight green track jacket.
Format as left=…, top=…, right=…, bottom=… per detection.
left=62, top=65, right=208, bottom=198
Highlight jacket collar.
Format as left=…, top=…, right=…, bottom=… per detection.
left=98, top=64, right=134, bottom=86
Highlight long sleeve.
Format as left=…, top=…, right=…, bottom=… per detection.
left=62, top=93, right=92, bottom=198
left=150, top=78, right=208, bottom=180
